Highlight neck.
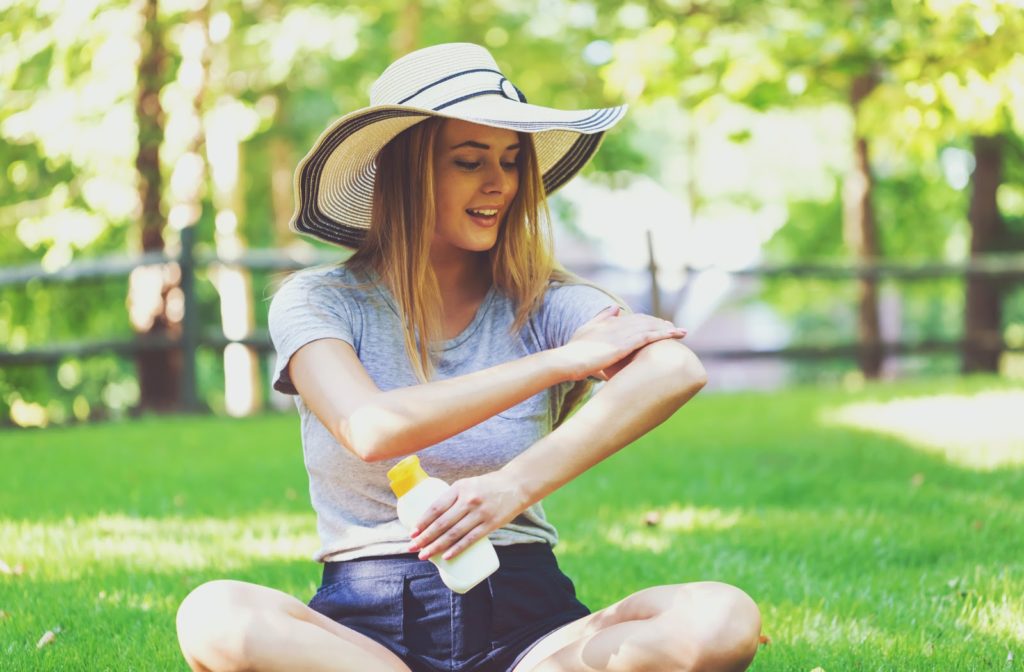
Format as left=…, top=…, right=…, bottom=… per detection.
left=429, top=248, right=491, bottom=303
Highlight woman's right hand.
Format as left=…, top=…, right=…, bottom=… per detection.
left=557, top=305, right=688, bottom=381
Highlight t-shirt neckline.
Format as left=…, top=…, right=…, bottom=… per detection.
left=364, top=268, right=498, bottom=351
left=440, top=284, right=498, bottom=350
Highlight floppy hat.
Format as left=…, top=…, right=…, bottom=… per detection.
left=290, top=42, right=628, bottom=248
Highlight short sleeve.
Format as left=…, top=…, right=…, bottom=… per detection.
left=536, top=282, right=626, bottom=351
left=267, top=271, right=360, bottom=395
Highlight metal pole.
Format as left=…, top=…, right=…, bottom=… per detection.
left=179, top=224, right=201, bottom=411
left=646, top=229, right=662, bottom=318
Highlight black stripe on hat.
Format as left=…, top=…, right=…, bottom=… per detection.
left=397, top=68, right=505, bottom=105
left=542, top=132, right=604, bottom=194
left=434, top=89, right=506, bottom=111
left=469, top=106, right=620, bottom=133
left=296, top=109, right=428, bottom=247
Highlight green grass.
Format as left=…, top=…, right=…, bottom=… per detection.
left=2, top=376, right=1022, bottom=671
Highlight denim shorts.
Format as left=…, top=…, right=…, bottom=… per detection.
left=308, top=543, right=590, bottom=672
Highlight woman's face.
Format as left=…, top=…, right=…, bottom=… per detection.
left=432, top=119, right=520, bottom=256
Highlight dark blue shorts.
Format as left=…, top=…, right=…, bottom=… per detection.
left=309, top=543, right=590, bottom=672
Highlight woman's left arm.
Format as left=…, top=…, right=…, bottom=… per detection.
left=409, top=338, right=706, bottom=560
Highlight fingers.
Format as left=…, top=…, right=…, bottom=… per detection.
left=437, top=523, right=490, bottom=560
left=618, top=315, right=686, bottom=339
left=630, top=329, right=679, bottom=350
left=410, top=487, right=458, bottom=537
left=409, top=487, right=484, bottom=559
left=416, top=515, right=486, bottom=561
left=406, top=475, right=518, bottom=561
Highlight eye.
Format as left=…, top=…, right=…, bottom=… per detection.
left=455, top=160, right=480, bottom=170
left=501, top=161, right=518, bottom=171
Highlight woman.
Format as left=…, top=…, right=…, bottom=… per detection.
left=176, top=43, right=760, bottom=672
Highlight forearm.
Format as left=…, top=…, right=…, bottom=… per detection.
left=499, top=340, right=707, bottom=504
left=356, top=349, right=571, bottom=461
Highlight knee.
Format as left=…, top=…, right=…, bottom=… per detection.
left=176, top=580, right=259, bottom=672
left=684, top=582, right=761, bottom=672
left=651, top=582, right=759, bottom=672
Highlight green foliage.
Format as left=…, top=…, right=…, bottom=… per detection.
left=764, top=194, right=846, bottom=262
left=3, top=0, right=1024, bottom=423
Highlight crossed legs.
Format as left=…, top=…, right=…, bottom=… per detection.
left=176, top=579, right=760, bottom=672
left=176, top=580, right=411, bottom=672
left=514, top=581, right=761, bottom=672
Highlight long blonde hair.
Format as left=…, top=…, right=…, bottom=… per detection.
left=287, top=118, right=623, bottom=424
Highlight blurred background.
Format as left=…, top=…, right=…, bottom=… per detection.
left=2, top=0, right=1023, bottom=427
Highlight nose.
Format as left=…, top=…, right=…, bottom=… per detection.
left=482, top=162, right=513, bottom=195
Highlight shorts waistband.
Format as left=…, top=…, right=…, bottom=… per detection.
left=320, top=542, right=555, bottom=584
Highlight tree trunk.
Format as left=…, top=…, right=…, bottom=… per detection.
left=131, top=0, right=182, bottom=412
left=843, top=73, right=883, bottom=378
left=270, top=133, right=295, bottom=246
left=391, top=0, right=421, bottom=57
left=963, top=134, right=1006, bottom=373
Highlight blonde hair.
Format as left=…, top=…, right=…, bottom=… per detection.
left=283, top=118, right=625, bottom=425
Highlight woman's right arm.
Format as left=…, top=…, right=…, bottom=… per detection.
left=290, top=338, right=569, bottom=462
left=289, top=306, right=684, bottom=462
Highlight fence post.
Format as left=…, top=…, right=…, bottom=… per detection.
left=179, top=224, right=201, bottom=411
left=646, top=229, right=662, bottom=318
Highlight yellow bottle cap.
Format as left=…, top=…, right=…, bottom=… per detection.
left=387, top=455, right=428, bottom=498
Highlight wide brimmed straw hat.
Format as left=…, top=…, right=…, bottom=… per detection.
left=290, top=42, right=627, bottom=248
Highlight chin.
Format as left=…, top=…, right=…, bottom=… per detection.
left=461, top=233, right=500, bottom=252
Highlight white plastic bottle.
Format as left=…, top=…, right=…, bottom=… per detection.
left=387, top=455, right=500, bottom=594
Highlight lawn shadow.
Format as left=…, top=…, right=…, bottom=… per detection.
left=0, top=553, right=321, bottom=671
left=1, top=413, right=309, bottom=523
left=546, top=387, right=1023, bottom=671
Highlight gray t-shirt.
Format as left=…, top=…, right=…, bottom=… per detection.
left=268, top=264, right=620, bottom=562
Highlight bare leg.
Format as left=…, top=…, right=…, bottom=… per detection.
left=176, top=580, right=412, bottom=672
left=513, top=581, right=761, bottom=672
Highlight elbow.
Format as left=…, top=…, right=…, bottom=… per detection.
left=330, top=426, right=376, bottom=462
left=335, top=407, right=392, bottom=463
left=680, top=356, right=708, bottom=398
left=360, top=448, right=389, bottom=463
left=673, top=346, right=708, bottom=400
left=337, top=431, right=389, bottom=463
left=661, top=348, right=706, bottom=405
left=633, top=339, right=708, bottom=401
left=678, top=345, right=708, bottom=391
left=352, top=440, right=388, bottom=463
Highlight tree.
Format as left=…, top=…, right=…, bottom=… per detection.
left=130, top=0, right=184, bottom=412
left=861, top=0, right=1024, bottom=372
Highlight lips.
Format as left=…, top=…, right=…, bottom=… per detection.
left=465, top=206, right=501, bottom=227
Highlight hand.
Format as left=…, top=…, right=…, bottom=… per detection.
left=558, top=306, right=687, bottom=381
left=406, top=471, right=527, bottom=561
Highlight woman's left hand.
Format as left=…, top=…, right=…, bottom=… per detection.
left=407, top=471, right=528, bottom=561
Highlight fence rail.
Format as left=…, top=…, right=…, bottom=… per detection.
left=6, top=250, right=1024, bottom=288
left=3, top=231, right=1023, bottom=410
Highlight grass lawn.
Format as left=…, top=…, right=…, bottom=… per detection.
left=2, top=375, right=1022, bottom=671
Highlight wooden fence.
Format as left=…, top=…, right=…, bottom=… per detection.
left=2, top=226, right=1023, bottom=411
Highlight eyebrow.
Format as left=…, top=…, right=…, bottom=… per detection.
left=449, top=140, right=520, bottom=151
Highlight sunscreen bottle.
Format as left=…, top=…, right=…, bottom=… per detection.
left=387, top=455, right=500, bottom=594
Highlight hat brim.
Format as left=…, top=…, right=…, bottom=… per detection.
left=291, top=98, right=627, bottom=248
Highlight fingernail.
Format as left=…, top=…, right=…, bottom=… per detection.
left=410, top=528, right=420, bottom=537
left=418, top=551, right=429, bottom=560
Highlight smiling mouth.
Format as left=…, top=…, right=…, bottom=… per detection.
left=465, top=208, right=500, bottom=226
